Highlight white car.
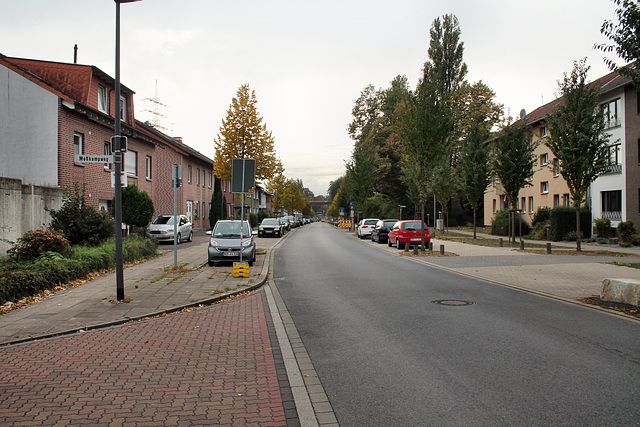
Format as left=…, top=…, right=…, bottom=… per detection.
left=357, top=218, right=379, bottom=239
left=146, top=215, right=193, bottom=243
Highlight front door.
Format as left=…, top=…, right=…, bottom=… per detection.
left=186, top=200, right=193, bottom=224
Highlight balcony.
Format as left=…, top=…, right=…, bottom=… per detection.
left=602, top=210, right=622, bottom=220
left=604, top=164, right=622, bottom=175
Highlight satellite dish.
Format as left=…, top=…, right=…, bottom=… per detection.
left=519, top=109, right=526, bottom=120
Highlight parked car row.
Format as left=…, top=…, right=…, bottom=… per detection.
left=357, top=218, right=431, bottom=250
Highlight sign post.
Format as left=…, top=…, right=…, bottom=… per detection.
left=231, top=159, right=255, bottom=265
left=172, top=165, right=182, bottom=269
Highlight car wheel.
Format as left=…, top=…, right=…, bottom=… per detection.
left=188, top=231, right=193, bottom=242
left=388, top=238, right=392, bottom=247
left=377, top=237, right=384, bottom=244
left=176, top=233, right=181, bottom=244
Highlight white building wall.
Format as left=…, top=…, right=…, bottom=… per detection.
left=591, top=88, right=626, bottom=226
left=0, top=64, right=58, bottom=187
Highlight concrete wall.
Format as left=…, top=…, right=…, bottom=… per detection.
left=0, top=177, right=64, bottom=256
left=0, top=64, right=58, bottom=187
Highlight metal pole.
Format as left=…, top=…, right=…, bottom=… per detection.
left=114, top=1, right=124, bottom=301
left=173, top=175, right=178, bottom=269
left=239, top=159, right=246, bottom=263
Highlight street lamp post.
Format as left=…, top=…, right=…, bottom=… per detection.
left=398, top=205, right=406, bottom=220
left=114, top=0, right=141, bottom=301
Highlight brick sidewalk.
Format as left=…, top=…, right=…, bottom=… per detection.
left=0, top=291, right=291, bottom=426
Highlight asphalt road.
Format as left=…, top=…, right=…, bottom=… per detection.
left=273, top=222, right=640, bottom=426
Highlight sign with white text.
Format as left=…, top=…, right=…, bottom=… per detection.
left=75, top=154, right=113, bottom=163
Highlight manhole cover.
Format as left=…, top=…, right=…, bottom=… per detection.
left=432, top=299, right=474, bottom=306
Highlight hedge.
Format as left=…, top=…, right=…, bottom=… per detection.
left=549, top=206, right=591, bottom=241
left=0, top=235, right=157, bottom=303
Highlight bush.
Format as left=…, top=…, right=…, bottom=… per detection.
left=120, top=184, right=155, bottom=229
left=0, top=235, right=158, bottom=303
left=563, top=231, right=583, bottom=242
left=49, top=184, right=114, bottom=246
left=249, top=213, right=259, bottom=228
left=7, top=229, right=72, bottom=262
left=617, top=220, right=636, bottom=245
left=532, top=207, right=550, bottom=226
left=549, top=207, right=591, bottom=241
left=491, top=210, right=531, bottom=236
left=527, top=222, right=548, bottom=240
left=258, top=209, right=271, bottom=224
left=593, top=217, right=611, bottom=239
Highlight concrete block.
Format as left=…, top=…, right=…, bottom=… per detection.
left=601, top=279, right=640, bottom=307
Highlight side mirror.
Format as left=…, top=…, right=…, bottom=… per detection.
left=206, top=230, right=212, bottom=235
left=252, top=230, right=258, bottom=236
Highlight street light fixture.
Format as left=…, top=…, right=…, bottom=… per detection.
left=114, top=0, right=142, bottom=301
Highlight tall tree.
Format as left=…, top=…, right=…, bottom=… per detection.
left=209, top=176, right=226, bottom=229
left=347, top=84, right=383, bottom=145
left=546, top=59, right=610, bottom=251
left=492, top=119, right=536, bottom=242
left=595, top=0, right=640, bottom=88
left=422, top=13, right=468, bottom=98
left=213, top=84, right=282, bottom=183
left=458, top=122, right=492, bottom=238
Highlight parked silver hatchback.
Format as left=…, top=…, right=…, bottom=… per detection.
left=208, top=220, right=256, bottom=266
left=145, top=215, right=193, bottom=243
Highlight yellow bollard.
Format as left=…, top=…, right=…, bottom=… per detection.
left=233, top=262, right=250, bottom=278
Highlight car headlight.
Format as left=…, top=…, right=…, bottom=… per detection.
left=210, top=238, right=219, bottom=246
left=242, top=239, right=252, bottom=247
left=259, top=226, right=264, bottom=231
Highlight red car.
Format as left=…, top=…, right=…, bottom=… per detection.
left=387, top=220, right=430, bottom=250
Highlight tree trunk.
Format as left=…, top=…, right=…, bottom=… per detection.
left=421, top=202, right=426, bottom=250
left=576, top=206, right=582, bottom=252
left=473, top=207, right=477, bottom=239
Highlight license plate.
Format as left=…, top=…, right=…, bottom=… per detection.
left=223, top=252, right=239, bottom=257
left=410, top=238, right=421, bottom=242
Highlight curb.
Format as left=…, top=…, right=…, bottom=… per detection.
left=0, top=234, right=289, bottom=347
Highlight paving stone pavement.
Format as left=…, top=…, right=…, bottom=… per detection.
left=0, top=292, right=288, bottom=426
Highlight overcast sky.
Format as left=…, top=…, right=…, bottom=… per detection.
left=2, top=0, right=620, bottom=196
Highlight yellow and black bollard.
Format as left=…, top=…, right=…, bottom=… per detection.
left=233, top=262, right=250, bottom=278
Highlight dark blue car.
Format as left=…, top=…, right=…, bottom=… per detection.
left=370, top=219, right=399, bottom=244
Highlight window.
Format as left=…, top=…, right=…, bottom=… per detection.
left=553, top=158, right=560, bottom=177
left=124, top=150, right=137, bottom=176
left=208, top=172, right=213, bottom=188
left=529, top=197, right=534, bottom=214
left=119, top=96, right=126, bottom=122
left=602, top=98, right=621, bottom=128
left=145, top=156, right=152, bottom=180
left=73, top=133, right=84, bottom=158
left=563, top=194, right=570, bottom=207
left=104, top=142, right=112, bottom=169
left=202, top=170, right=205, bottom=187
left=608, top=143, right=621, bottom=165
left=492, top=199, right=496, bottom=213
left=541, top=181, right=549, bottom=194
left=194, top=201, right=199, bottom=220
left=188, top=165, right=192, bottom=184
left=553, top=194, right=560, bottom=208
left=196, top=168, right=200, bottom=186
left=98, top=85, right=108, bottom=113
left=540, top=153, right=548, bottom=166
left=540, top=125, right=547, bottom=138
left=602, top=190, right=622, bottom=213
left=521, top=197, right=526, bottom=211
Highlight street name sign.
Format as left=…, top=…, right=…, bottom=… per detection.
left=75, top=154, right=113, bottom=163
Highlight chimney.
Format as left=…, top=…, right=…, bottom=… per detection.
left=73, top=44, right=78, bottom=64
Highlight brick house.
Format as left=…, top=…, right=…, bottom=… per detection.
left=484, top=68, right=640, bottom=233
left=0, top=54, right=215, bottom=234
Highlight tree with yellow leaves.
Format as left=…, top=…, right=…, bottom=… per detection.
left=214, top=84, right=282, bottom=183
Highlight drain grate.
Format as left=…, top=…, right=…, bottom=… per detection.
left=432, top=299, right=474, bottom=306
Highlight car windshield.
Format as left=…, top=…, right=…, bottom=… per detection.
left=212, top=222, right=251, bottom=238
left=364, top=220, right=378, bottom=225
left=262, top=219, right=279, bottom=226
left=403, top=222, right=425, bottom=231
left=152, top=216, right=176, bottom=225
left=383, top=220, right=398, bottom=227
